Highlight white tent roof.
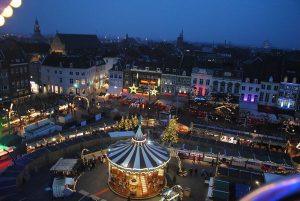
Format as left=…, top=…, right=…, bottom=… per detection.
left=50, top=158, right=78, bottom=172
left=108, top=131, right=135, bottom=138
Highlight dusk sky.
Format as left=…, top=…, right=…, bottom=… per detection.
left=1, top=0, right=300, bottom=49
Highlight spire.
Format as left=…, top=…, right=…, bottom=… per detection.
left=138, top=115, right=142, bottom=125
left=134, top=116, right=144, bottom=140
left=135, top=125, right=144, bottom=140
left=34, top=17, right=40, bottom=33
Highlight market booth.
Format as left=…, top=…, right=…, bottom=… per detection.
left=107, top=125, right=171, bottom=199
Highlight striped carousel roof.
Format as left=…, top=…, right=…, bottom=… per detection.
left=107, top=126, right=170, bottom=170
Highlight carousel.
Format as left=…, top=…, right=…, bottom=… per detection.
left=106, top=124, right=171, bottom=199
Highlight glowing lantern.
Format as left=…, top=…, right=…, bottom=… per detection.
left=1, top=6, right=13, bottom=18
left=10, top=0, right=22, bottom=8
left=0, top=15, right=5, bottom=26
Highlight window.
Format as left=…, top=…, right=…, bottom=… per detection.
left=242, top=86, right=245, bottom=90
left=265, top=93, right=270, bottom=102
left=59, top=71, right=62, bottom=74
left=198, top=87, right=202, bottom=95
left=261, top=84, right=265, bottom=89
left=81, top=72, right=85, bottom=76
left=59, top=78, right=62, bottom=83
left=254, top=95, right=258, bottom=102
left=249, top=87, right=253, bottom=91
left=76, top=72, right=79, bottom=76
left=110, top=73, right=113, bottom=78
left=47, top=76, right=50, bottom=81
left=256, top=88, right=259, bottom=92
left=81, top=79, right=86, bottom=85
left=247, top=94, right=251, bottom=102
left=76, top=79, right=80, bottom=84
left=274, top=86, right=278, bottom=91
left=70, top=71, right=73, bottom=75
left=114, top=74, right=118, bottom=78
left=119, top=74, right=122, bottom=79
left=259, top=92, right=264, bottom=102
left=70, top=79, right=73, bottom=84
left=24, top=67, right=27, bottom=73
left=206, top=80, right=210, bottom=86
left=199, top=79, right=203, bottom=85
left=240, top=94, right=244, bottom=101
left=47, top=69, right=50, bottom=73
left=54, top=70, right=57, bottom=74
left=193, top=78, right=197, bottom=85
left=272, top=95, right=276, bottom=103
left=267, top=85, right=271, bottom=90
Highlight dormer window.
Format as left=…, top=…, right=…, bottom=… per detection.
left=145, top=67, right=149, bottom=71
left=245, top=78, right=250, bottom=83
left=254, top=78, right=258, bottom=84
left=172, top=69, right=176, bottom=73
left=166, top=68, right=169, bottom=71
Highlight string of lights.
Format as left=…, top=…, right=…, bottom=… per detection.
left=0, top=0, right=22, bottom=27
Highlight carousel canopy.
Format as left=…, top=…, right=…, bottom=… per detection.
left=107, top=125, right=170, bottom=170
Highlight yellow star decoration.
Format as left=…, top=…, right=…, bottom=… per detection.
left=150, top=87, right=158, bottom=96
left=129, top=83, right=138, bottom=94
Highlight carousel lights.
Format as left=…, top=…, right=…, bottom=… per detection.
left=1, top=5, right=13, bottom=18
left=0, top=16, right=5, bottom=26
left=10, top=0, right=22, bottom=8
left=0, top=0, right=23, bottom=27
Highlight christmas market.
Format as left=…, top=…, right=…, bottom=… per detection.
left=106, top=124, right=171, bottom=198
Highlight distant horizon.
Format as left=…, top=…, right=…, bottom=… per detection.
left=2, top=29, right=298, bottom=51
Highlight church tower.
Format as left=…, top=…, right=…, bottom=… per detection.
left=32, top=18, right=46, bottom=43
left=34, top=18, right=41, bottom=34
left=176, top=29, right=184, bottom=48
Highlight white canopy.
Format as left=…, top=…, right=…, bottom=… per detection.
left=50, top=158, right=78, bottom=172
left=108, top=131, right=135, bottom=138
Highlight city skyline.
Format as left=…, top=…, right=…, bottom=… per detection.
left=1, top=0, right=300, bottom=49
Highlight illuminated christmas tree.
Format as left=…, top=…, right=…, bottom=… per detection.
left=132, top=115, right=139, bottom=128
left=162, top=117, right=178, bottom=146
left=118, top=116, right=125, bottom=130
left=124, top=117, right=133, bottom=131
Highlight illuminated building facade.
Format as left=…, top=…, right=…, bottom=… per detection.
left=40, top=54, right=105, bottom=98
left=277, top=81, right=300, bottom=111
left=258, top=76, right=279, bottom=107
left=191, top=67, right=213, bottom=97
left=108, top=62, right=123, bottom=96
left=123, top=66, right=162, bottom=95
left=0, top=39, right=30, bottom=101
left=161, top=73, right=191, bottom=96
left=211, top=69, right=242, bottom=99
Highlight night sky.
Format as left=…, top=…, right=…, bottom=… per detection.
left=1, top=0, right=300, bottom=49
